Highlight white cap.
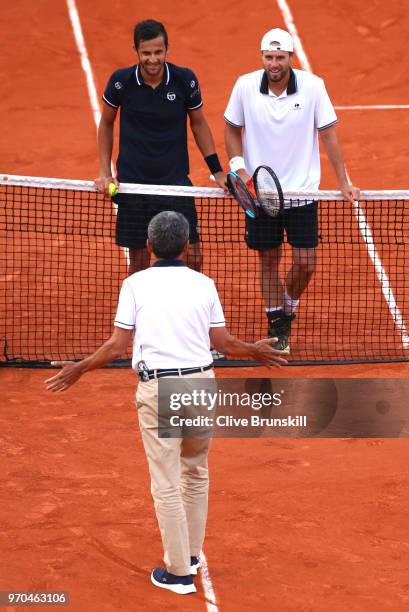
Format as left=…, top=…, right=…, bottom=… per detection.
left=260, top=28, right=294, bottom=52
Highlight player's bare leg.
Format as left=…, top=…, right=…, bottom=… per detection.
left=187, top=243, right=202, bottom=272
left=265, top=246, right=316, bottom=349
left=128, top=247, right=151, bottom=275
left=258, top=247, right=288, bottom=348
left=285, top=247, right=317, bottom=300
left=258, top=246, right=317, bottom=350
left=259, top=247, right=283, bottom=308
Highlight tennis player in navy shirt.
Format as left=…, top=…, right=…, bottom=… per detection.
left=95, top=19, right=227, bottom=273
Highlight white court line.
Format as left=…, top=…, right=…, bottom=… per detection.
left=275, top=0, right=409, bottom=349
left=66, top=0, right=101, bottom=126
left=276, top=0, right=409, bottom=112
left=275, top=0, right=312, bottom=72
left=200, top=551, right=218, bottom=612
left=352, top=202, right=409, bottom=348
left=335, top=105, right=409, bottom=110
left=65, top=0, right=128, bottom=265
left=65, top=0, right=220, bottom=605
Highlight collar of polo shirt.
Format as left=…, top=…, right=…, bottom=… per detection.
left=259, top=67, right=297, bottom=96
left=153, top=259, right=187, bottom=267
left=135, top=62, right=170, bottom=86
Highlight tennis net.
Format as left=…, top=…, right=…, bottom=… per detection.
left=1, top=173, right=408, bottom=366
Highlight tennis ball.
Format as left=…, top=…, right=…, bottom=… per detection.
left=108, top=182, right=119, bottom=197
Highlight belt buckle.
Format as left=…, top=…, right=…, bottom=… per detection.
left=137, top=360, right=150, bottom=382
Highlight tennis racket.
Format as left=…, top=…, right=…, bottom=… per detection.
left=253, top=165, right=284, bottom=217
left=227, top=171, right=259, bottom=219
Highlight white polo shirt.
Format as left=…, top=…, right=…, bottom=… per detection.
left=114, top=260, right=226, bottom=370
left=224, top=68, right=337, bottom=196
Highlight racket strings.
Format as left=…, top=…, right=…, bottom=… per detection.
left=256, top=169, right=280, bottom=205
left=254, top=166, right=283, bottom=217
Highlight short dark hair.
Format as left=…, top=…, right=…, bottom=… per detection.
left=134, top=19, right=168, bottom=49
left=147, top=211, right=189, bottom=259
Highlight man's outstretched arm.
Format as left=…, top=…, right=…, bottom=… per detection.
left=210, top=327, right=288, bottom=367
left=45, top=327, right=133, bottom=392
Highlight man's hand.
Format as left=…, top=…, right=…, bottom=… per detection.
left=45, top=361, right=84, bottom=393
left=236, top=168, right=252, bottom=184
left=94, top=176, right=119, bottom=195
left=251, top=338, right=289, bottom=367
left=212, top=171, right=229, bottom=194
left=340, top=182, right=360, bottom=203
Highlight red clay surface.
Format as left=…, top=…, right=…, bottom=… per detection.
left=1, top=0, right=409, bottom=610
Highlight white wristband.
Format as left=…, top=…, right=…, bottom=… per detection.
left=229, top=156, right=246, bottom=173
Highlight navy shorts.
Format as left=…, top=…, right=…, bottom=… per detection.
left=245, top=201, right=319, bottom=250
left=114, top=193, right=200, bottom=249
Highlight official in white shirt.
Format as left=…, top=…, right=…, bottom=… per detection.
left=45, top=210, right=287, bottom=595
left=224, top=28, right=360, bottom=351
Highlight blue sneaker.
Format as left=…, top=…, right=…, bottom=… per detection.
left=151, top=568, right=196, bottom=595
left=190, top=556, right=200, bottom=575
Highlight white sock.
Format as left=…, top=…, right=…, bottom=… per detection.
left=265, top=306, right=283, bottom=314
left=283, top=292, right=299, bottom=315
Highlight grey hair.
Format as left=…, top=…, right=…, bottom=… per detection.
left=147, top=211, right=190, bottom=259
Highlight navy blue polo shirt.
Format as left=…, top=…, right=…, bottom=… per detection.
left=102, top=62, right=203, bottom=185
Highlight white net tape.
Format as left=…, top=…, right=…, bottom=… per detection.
left=1, top=173, right=409, bottom=200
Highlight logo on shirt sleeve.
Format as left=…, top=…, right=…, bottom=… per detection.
left=190, top=80, right=196, bottom=88
left=114, top=81, right=123, bottom=89
left=190, top=86, right=201, bottom=99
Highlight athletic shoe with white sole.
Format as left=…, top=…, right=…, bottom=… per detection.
left=268, top=310, right=295, bottom=351
left=190, top=556, right=200, bottom=575
left=151, top=568, right=196, bottom=595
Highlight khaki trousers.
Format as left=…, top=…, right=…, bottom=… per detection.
left=136, top=370, right=214, bottom=576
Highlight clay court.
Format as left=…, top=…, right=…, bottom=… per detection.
left=1, top=0, right=409, bottom=610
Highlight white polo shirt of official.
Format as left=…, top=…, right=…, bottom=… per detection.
left=114, top=260, right=226, bottom=371
left=224, top=68, right=338, bottom=198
